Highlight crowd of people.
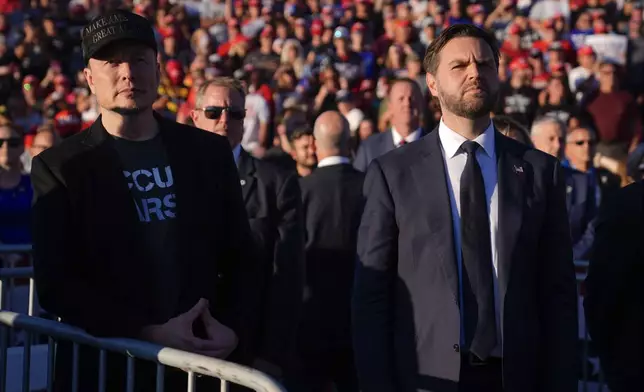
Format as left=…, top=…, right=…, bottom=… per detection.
left=0, top=0, right=643, bottom=391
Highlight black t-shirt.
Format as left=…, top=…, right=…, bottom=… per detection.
left=536, top=103, right=576, bottom=125
left=244, top=49, right=280, bottom=73
left=495, top=82, right=539, bottom=127
left=111, top=133, right=180, bottom=322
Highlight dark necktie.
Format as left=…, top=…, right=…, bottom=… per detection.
left=459, top=140, right=497, bottom=360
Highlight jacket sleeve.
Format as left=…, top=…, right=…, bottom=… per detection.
left=257, top=172, right=304, bottom=369
left=31, top=155, right=152, bottom=337
left=213, top=137, right=263, bottom=364
left=353, top=142, right=369, bottom=172
left=537, top=160, right=579, bottom=392
left=352, top=159, right=397, bottom=392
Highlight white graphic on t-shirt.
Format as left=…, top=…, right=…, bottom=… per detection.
left=123, top=166, right=176, bottom=223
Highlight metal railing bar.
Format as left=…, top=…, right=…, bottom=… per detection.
left=0, top=325, right=8, bottom=392
left=221, top=379, right=228, bottom=392
left=126, top=356, right=135, bottom=392
left=99, top=349, right=107, bottom=392
left=72, top=343, right=79, bottom=392
left=187, top=371, right=195, bottom=392
left=0, top=245, right=32, bottom=254
left=0, top=311, right=286, bottom=391
left=156, top=363, right=165, bottom=392
left=0, top=267, right=35, bottom=280
left=47, top=337, right=55, bottom=392
left=21, top=332, right=31, bottom=392
left=28, top=278, right=35, bottom=317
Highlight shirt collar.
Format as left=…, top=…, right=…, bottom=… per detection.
left=232, top=144, right=242, bottom=166
left=438, top=119, right=495, bottom=159
left=392, top=127, right=422, bottom=146
left=317, top=155, right=351, bottom=168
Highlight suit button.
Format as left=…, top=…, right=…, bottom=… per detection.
left=453, top=344, right=460, bottom=353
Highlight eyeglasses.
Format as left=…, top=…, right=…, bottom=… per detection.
left=569, top=139, right=596, bottom=146
left=195, top=106, right=246, bottom=120
left=0, top=138, right=23, bottom=148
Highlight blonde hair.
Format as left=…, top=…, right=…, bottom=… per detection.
left=280, top=39, right=304, bottom=78
left=195, top=77, right=246, bottom=108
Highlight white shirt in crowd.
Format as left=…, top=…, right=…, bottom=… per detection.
left=344, top=107, right=365, bottom=136
left=392, top=127, right=422, bottom=147
left=317, top=156, right=351, bottom=168
left=438, top=119, right=502, bottom=357
left=242, top=93, right=269, bottom=153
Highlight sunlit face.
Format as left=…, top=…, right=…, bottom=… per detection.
left=30, top=131, right=55, bottom=157
left=290, top=134, right=317, bottom=168
left=388, top=80, right=423, bottom=127
left=84, top=42, right=159, bottom=116
left=565, top=128, right=595, bottom=166
left=0, top=126, right=23, bottom=169
left=426, top=36, right=499, bottom=120
left=191, top=85, right=245, bottom=147
left=531, top=122, right=562, bottom=158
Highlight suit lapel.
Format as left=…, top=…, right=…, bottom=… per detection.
left=495, top=133, right=525, bottom=302
left=237, top=149, right=256, bottom=203
left=80, top=118, right=139, bottom=227
left=410, top=131, right=459, bottom=300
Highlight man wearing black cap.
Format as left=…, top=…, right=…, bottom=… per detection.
left=31, top=9, right=260, bottom=391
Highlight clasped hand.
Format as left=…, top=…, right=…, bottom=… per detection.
left=141, top=298, right=238, bottom=359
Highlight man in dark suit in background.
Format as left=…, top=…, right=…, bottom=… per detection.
left=531, top=117, right=599, bottom=259
left=353, top=78, right=427, bottom=172
left=191, top=77, right=305, bottom=379
left=32, top=11, right=257, bottom=391
left=585, top=181, right=644, bottom=392
left=289, top=111, right=364, bottom=392
left=353, top=24, right=577, bottom=392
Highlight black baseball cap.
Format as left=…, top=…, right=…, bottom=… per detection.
left=81, top=10, right=157, bottom=64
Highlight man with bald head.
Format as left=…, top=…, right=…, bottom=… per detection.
left=289, top=111, right=364, bottom=392
left=353, top=77, right=428, bottom=172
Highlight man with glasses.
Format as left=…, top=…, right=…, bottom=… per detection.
left=32, top=10, right=258, bottom=391
left=191, top=77, right=305, bottom=381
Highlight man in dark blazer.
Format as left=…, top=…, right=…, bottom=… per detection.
left=32, top=11, right=259, bottom=391
left=288, top=111, right=364, bottom=392
left=191, top=77, right=305, bottom=379
left=353, top=78, right=428, bottom=172
left=585, top=181, right=644, bottom=392
left=353, top=25, right=577, bottom=392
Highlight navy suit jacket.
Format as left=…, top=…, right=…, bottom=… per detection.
left=563, top=166, right=597, bottom=260
left=353, top=128, right=578, bottom=392
left=353, top=129, right=429, bottom=172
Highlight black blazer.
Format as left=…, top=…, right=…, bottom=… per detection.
left=297, top=163, right=365, bottom=352
left=353, top=129, right=430, bottom=172
left=584, top=181, right=644, bottom=392
left=353, top=129, right=578, bottom=392
left=237, top=149, right=304, bottom=369
left=31, top=114, right=260, bottom=390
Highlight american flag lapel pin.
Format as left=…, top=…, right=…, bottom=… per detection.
left=513, top=165, right=524, bottom=174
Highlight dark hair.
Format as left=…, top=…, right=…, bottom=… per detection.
left=423, top=24, right=500, bottom=75
left=289, top=125, right=313, bottom=144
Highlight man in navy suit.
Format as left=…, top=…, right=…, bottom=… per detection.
left=353, top=78, right=427, bottom=172
left=353, top=24, right=578, bottom=392
left=530, top=116, right=598, bottom=259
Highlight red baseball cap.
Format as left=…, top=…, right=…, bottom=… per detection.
left=509, top=58, right=530, bottom=71
left=351, top=22, right=365, bottom=33
left=311, top=19, right=323, bottom=35
left=577, top=46, right=595, bottom=57
left=248, top=0, right=260, bottom=7
left=550, top=63, right=565, bottom=72
left=234, top=0, right=243, bottom=8
left=260, top=26, right=274, bottom=37
left=397, top=19, right=412, bottom=28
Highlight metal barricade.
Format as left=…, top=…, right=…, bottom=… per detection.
left=0, top=311, right=286, bottom=392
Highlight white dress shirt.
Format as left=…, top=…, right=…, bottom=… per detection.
left=317, top=156, right=351, bottom=168
left=392, top=127, right=422, bottom=147
left=438, top=119, right=502, bottom=357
